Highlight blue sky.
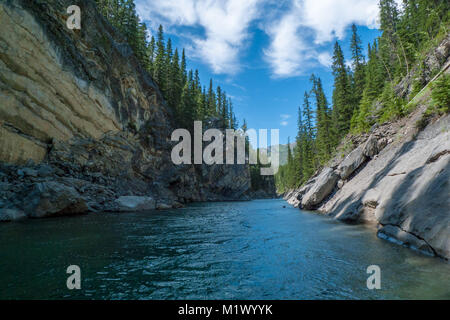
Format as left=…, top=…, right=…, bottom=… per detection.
left=135, top=0, right=385, bottom=145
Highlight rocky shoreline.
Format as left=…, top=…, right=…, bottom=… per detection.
left=284, top=34, right=450, bottom=261
left=0, top=155, right=276, bottom=221
left=285, top=110, right=450, bottom=260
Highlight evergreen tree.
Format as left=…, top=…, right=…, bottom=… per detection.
left=216, top=86, right=223, bottom=121
left=181, top=49, right=187, bottom=86
left=94, top=0, right=239, bottom=132
left=301, top=92, right=316, bottom=179
left=310, top=75, right=333, bottom=163
left=350, top=24, right=366, bottom=109
left=293, top=107, right=305, bottom=184
left=154, top=25, right=166, bottom=95
left=169, top=48, right=182, bottom=111
left=147, top=36, right=156, bottom=76
left=207, top=79, right=216, bottom=116
left=276, top=0, right=450, bottom=192
left=331, top=41, right=353, bottom=136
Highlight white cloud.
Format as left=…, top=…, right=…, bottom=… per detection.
left=264, top=0, right=382, bottom=77
left=136, top=0, right=388, bottom=77
left=263, top=1, right=311, bottom=78
left=136, top=0, right=197, bottom=26
left=301, top=0, right=380, bottom=44
left=280, top=114, right=291, bottom=126
left=318, top=52, right=333, bottom=68
left=136, top=0, right=261, bottom=74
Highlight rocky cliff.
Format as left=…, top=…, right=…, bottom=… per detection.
left=286, top=35, right=450, bottom=260
left=0, top=0, right=250, bottom=220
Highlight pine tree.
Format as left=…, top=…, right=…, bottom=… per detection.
left=163, top=38, right=172, bottom=105
left=286, top=137, right=296, bottom=187
left=379, top=0, right=410, bottom=76
left=207, top=79, right=216, bottom=116
left=229, top=100, right=238, bottom=129
left=147, top=36, right=156, bottom=75
left=181, top=49, right=187, bottom=86
left=352, top=40, right=386, bottom=132
left=310, top=75, right=333, bottom=163
left=350, top=24, right=366, bottom=109
left=287, top=137, right=293, bottom=166
left=154, top=25, right=166, bottom=95
left=222, top=94, right=229, bottom=128
left=216, top=86, right=223, bottom=122
left=301, top=92, right=316, bottom=179
left=331, top=41, right=353, bottom=136
left=276, top=0, right=450, bottom=192
left=169, top=48, right=182, bottom=111
left=292, top=107, right=305, bottom=184
left=94, top=0, right=239, bottom=132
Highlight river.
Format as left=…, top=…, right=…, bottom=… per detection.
left=0, top=199, right=448, bottom=299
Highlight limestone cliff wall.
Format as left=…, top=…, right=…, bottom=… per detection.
left=0, top=0, right=250, bottom=217
left=0, top=0, right=163, bottom=164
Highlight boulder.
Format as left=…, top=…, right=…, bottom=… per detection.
left=37, top=165, right=54, bottom=177
left=286, top=190, right=302, bottom=208
left=156, top=202, right=173, bottom=210
left=363, top=135, right=378, bottom=158
left=18, top=168, right=38, bottom=178
left=287, top=180, right=316, bottom=208
left=377, top=138, right=388, bottom=153
left=0, top=208, right=26, bottom=222
left=301, top=168, right=339, bottom=209
left=337, top=145, right=366, bottom=180
left=115, top=196, right=156, bottom=212
left=21, top=182, right=88, bottom=218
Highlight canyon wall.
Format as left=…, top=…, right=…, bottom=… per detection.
left=0, top=0, right=250, bottom=219
left=286, top=35, right=450, bottom=260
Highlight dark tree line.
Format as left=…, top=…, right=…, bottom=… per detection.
left=276, top=0, right=449, bottom=192
left=95, top=0, right=238, bottom=131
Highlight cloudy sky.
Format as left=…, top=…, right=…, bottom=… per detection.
left=135, top=0, right=387, bottom=145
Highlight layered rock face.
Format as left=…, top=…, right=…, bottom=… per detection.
left=285, top=37, right=450, bottom=259
left=0, top=0, right=250, bottom=219
left=287, top=111, right=450, bottom=260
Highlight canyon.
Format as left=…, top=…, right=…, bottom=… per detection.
left=0, top=0, right=259, bottom=220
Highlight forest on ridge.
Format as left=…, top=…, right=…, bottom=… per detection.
left=275, top=0, right=450, bottom=193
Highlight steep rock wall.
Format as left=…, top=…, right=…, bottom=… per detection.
left=286, top=106, right=449, bottom=260
left=285, top=36, right=450, bottom=259
left=0, top=0, right=250, bottom=218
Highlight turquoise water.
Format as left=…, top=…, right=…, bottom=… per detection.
left=0, top=199, right=448, bottom=299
